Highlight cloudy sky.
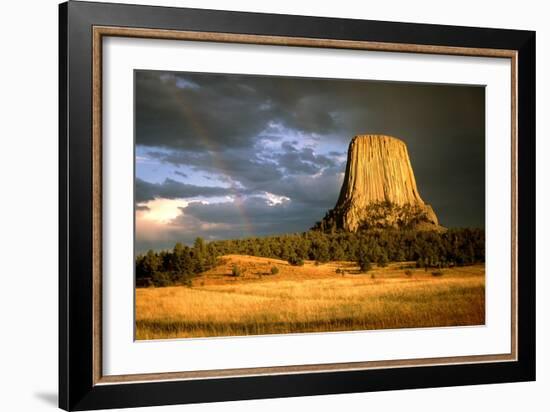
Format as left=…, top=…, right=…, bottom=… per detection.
left=135, top=70, right=485, bottom=252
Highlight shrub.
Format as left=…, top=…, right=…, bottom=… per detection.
left=335, top=268, right=342, bottom=274
left=231, top=265, right=242, bottom=277
left=270, top=266, right=279, bottom=275
left=288, top=256, right=304, bottom=266
left=404, top=269, right=413, bottom=277
left=432, top=270, right=444, bottom=277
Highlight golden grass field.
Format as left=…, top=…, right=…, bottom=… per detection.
left=135, top=255, right=485, bottom=340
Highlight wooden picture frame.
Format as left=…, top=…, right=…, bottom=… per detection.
left=59, top=1, right=535, bottom=410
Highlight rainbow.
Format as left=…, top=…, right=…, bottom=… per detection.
left=156, top=78, right=255, bottom=237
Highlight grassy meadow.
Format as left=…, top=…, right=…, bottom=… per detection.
left=135, top=255, right=485, bottom=340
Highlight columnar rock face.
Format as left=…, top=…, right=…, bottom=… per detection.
left=316, top=134, right=442, bottom=232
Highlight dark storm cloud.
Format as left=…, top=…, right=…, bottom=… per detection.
left=267, top=168, right=345, bottom=208
left=177, top=196, right=327, bottom=238
left=146, top=149, right=283, bottom=187
left=328, top=150, right=346, bottom=157
left=182, top=197, right=302, bottom=224
left=273, top=141, right=337, bottom=175
left=136, top=71, right=483, bottom=154
left=174, top=170, right=188, bottom=178
left=136, top=177, right=232, bottom=202
left=135, top=71, right=355, bottom=152
left=145, top=147, right=345, bottom=208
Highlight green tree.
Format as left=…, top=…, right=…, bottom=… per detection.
left=151, top=271, right=172, bottom=287
left=142, top=249, right=161, bottom=276
left=311, top=238, right=330, bottom=262
left=330, top=243, right=346, bottom=261
left=171, top=242, right=192, bottom=274
left=194, top=237, right=206, bottom=254
left=358, top=254, right=372, bottom=273
left=192, top=237, right=207, bottom=273
left=377, top=252, right=388, bottom=268
left=394, top=248, right=406, bottom=262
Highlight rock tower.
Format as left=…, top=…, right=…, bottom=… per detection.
left=315, top=134, right=442, bottom=232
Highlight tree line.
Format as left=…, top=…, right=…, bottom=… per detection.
left=136, top=228, right=485, bottom=287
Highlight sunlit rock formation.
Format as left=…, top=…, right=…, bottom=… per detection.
left=315, top=134, right=443, bottom=232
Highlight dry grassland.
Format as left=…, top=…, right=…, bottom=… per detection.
left=136, top=255, right=485, bottom=340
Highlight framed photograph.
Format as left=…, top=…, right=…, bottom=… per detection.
left=59, top=1, right=535, bottom=410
